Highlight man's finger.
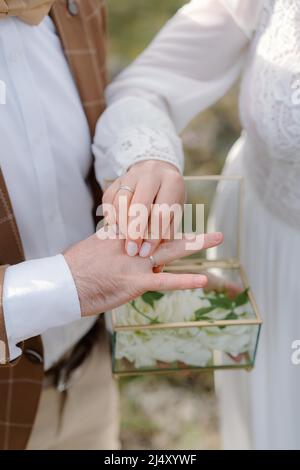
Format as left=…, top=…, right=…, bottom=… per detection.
left=145, top=272, right=208, bottom=292
left=152, top=232, right=223, bottom=266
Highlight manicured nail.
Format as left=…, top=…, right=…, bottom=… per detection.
left=127, top=241, right=138, bottom=257
left=139, top=242, right=152, bottom=258
left=194, top=275, right=207, bottom=288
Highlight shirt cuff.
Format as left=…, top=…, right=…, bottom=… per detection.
left=3, top=254, right=81, bottom=361
left=92, top=96, right=184, bottom=189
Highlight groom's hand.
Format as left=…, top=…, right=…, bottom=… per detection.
left=63, top=229, right=223, bottom=317
left=102, top=160, right=185, bottom=258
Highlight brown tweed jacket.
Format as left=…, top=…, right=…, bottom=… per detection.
left=0, top=0, right=107, bottom=450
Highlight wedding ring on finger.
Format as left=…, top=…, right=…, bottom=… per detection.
left=149, top=254, right=159, bottom=268
left=118, top=184, right=134, bottom=194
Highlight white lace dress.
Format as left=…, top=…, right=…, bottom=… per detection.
left=212, top=0, right=300, bottom=450
left=95, top=0, right=300, bottom=449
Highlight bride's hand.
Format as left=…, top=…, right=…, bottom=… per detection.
left=102, top=160, right=185, bottom=258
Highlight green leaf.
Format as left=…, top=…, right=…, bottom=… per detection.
left=149, top=291, right=165, bottom=300
left=234, top=288, right=249, bottom=307
left=130, top=300, right=160, bottom=324
left=239, top=312, right=248, bottom=318
left=150, top=317, right=160, bottom=324
left=194, top=306, right=215, bottom=320
left=141, top=291, right=164, bottom=308
left=208, top=296, right=232, bottom=310
left=196, top=316, right=215, bottom=323
left=225, top=311, right=238, bottom=320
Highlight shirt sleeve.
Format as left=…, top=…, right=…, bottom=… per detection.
left=93, top=0, right=263, bottom=188
left=2, top=254, right=81, bottom=361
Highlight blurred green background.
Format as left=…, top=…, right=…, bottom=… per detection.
left=107, top=0, right=241, bottom=449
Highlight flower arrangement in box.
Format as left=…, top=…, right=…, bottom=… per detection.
left=107, top=176, right=262, bottom=376
left=109, top=269, right=261, bottom=375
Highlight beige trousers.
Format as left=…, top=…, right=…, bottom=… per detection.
left=27, top=335, right=120, bottom=450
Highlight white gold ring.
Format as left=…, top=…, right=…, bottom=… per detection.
left=149, top=255, right=159, bottom=268
left=118, top=184, right=134, bottom=194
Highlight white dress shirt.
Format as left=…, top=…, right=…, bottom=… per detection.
left=0, top=16, right=97, bottom=369
left=1, top=0, right=261, bottom=369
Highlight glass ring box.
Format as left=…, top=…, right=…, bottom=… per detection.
left=106, top=176, right=262, bottom=376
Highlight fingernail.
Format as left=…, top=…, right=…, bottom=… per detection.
left=127, top=241, right=138, bottom=257
left=139, top=242, right=152, bottom=258
left=194, top=275, right=207, bottom=288
left=213, top=232, right=223, bottom=243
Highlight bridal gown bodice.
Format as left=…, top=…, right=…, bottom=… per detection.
left=239, top=0, right=300, bottom=231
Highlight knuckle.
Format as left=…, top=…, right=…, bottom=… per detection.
left=153, top=277, right=165, bottom=291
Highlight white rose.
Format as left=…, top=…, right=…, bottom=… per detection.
left=203, top=325, right=255, bottom=355
left=115, top=327, right=212, bottom=369
left=112, top=287, right=257, bottom=370
left=115, top=331, right=158, bottom=368
left=154, top=290, right=208, bottom=323
left=234, top=302, right=255, bottom=318
left=113, top=300, right=156, bottom=326
left=205, top=307, right=230, bottom=320
left=112, top=289, right=209, bottom=326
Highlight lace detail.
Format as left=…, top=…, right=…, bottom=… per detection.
left=243, top=137, right=300, bottom=231
left=239, top=0, right=300, bottom=229
left=108, top=125, right=184, bottom=176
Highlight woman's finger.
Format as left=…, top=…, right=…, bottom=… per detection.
left=139, top=181, right=184, bottom=258
left=102, top=179, right=119, bottom=204
left=126, top=179, right=160, bottom=256
left=150, top=232, right=223, bottom=267
left=102, top=179, right=120, bottom=225
left=113, top=183, right=136, bottom=236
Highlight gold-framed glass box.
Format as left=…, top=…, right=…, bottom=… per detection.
left=106, top=176, right=262, bottom=376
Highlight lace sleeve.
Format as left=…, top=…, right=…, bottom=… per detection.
left=93, top=97, right=184, bottom=189
left=93, top=0, right=252, bottom=188
left=109, top=126, right=183, bottom=170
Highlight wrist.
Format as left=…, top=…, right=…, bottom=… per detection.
left=130, top=159, right=181, bottom=174
left=128, top=154, right=183, bottom=175
left=63, top=245, right=105, bottom=318
left=3, top=255, right=81, bottom=358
